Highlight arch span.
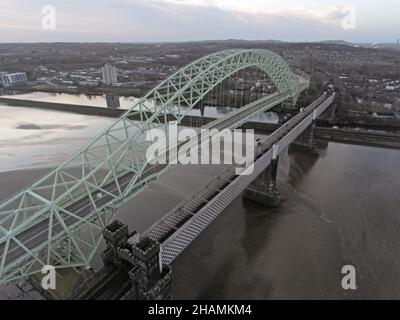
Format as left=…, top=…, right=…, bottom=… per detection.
left=0, top=49, right=308, bottom=282
left=128, top=49, right=303, bottom=124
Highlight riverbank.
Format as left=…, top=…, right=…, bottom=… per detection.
left=8, top=83, right=148, bottom=98
left=0, top=97, right=125, bottom=117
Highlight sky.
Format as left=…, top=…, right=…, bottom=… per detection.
left=0, top=0, right=399, bottom=43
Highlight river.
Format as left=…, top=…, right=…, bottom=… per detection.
left=0, top=94, right=399, bottom=300
left=0, top=91, right=280, bottom=123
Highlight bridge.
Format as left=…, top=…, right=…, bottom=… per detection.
left=0, top=49, right=334, bottom=294
left=68, top=92, right=335, bottom=300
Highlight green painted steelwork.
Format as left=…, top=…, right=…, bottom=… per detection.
left=0, top=49, right=308, bottom=283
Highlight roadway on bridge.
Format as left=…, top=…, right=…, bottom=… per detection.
left=0, top=90, right=292, bottom=273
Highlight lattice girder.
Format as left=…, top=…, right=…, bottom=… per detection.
left=0, top=49, right=308, bottom=283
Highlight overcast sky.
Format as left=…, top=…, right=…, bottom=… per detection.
left=0, top=0, right=399, bottom=43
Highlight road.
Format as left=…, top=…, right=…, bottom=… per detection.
left=0, top=90, right=291, bottom=277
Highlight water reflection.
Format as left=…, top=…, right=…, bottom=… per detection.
left=172, top=143, right=400, bottom=299
left=0, top=106, right=116, bottom=172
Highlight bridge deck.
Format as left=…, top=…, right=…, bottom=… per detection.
left=153, top=93, right=335, bottom=265
left=0, top=90, right=292, bottom=278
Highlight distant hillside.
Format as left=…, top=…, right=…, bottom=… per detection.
left=321, top=40, right=400, bottom=50
left=320, top=40, right=354, bottom=46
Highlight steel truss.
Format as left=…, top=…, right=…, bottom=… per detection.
left=0, top=49, right=307, bottom=283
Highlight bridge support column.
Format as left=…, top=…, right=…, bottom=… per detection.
left=291, top=117, right=317, bottom=153
left=244, top=157, right=281, bottom=207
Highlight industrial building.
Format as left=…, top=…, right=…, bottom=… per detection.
left=0, top=72, right=28, bottom=87
left=101, top=64, right=118, bottom=85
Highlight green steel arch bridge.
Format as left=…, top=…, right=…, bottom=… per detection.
left=0, top=49, right=311, bottom=284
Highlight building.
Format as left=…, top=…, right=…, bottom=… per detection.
left=101, top=64, right=118, bottom=85
left=0, top=72, right=28, bottom=87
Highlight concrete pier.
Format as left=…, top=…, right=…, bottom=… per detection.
left=244, top=158, right=281, bottom=207
left=291, top=116, right=318, bottom=153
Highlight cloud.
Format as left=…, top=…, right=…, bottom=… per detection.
left=128, top=0, right=352, bottom=23
left=0, top=0, right=397, bottom=43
